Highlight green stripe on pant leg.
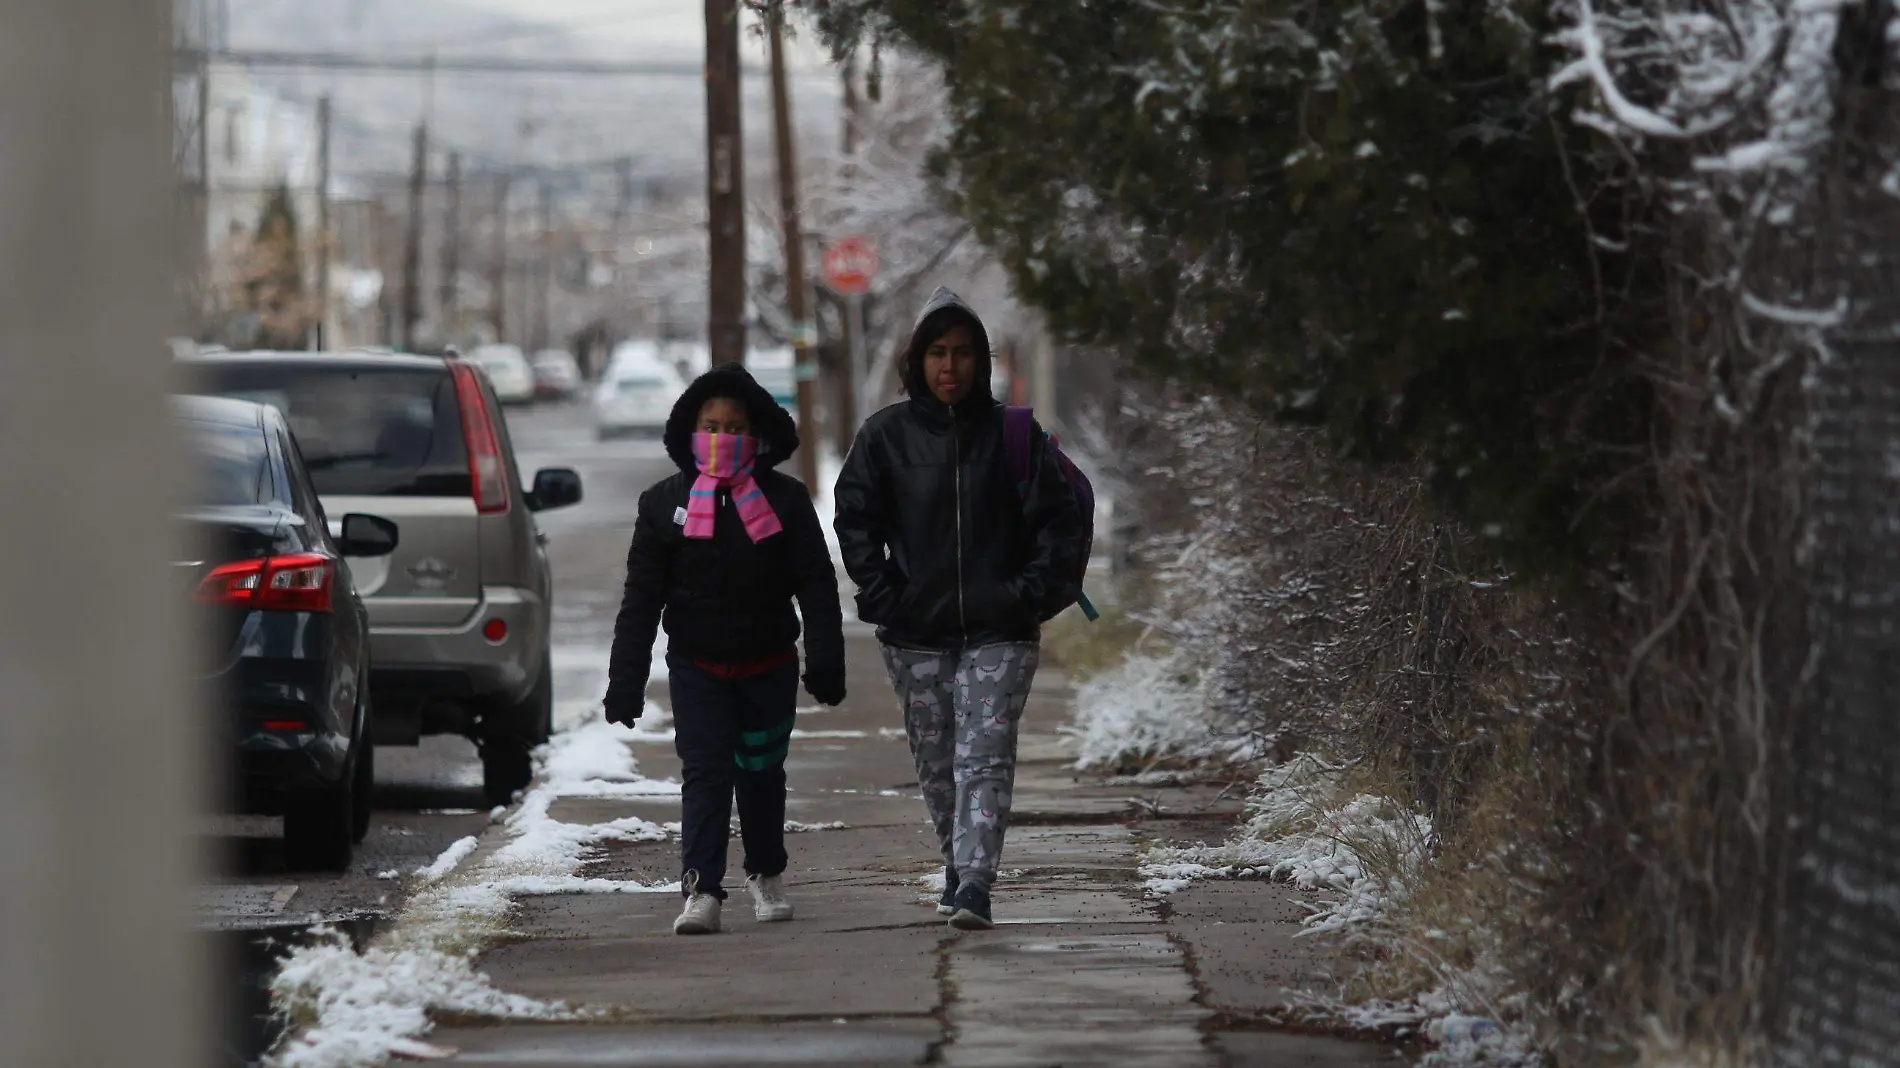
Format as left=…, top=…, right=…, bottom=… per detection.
left=735, top=740, right=791, bottom=771
left=739, top=716, right=795, bottom=749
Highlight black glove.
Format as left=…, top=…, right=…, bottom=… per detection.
left=602, top=688, right=644, bottom=726
left=803, top=668, right=846, bottom=708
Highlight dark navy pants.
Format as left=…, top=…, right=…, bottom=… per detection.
left=666, top=655, right=796, bottom=900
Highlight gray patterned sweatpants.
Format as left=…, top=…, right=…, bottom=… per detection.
left=881, top=641, right=1041, bottom=892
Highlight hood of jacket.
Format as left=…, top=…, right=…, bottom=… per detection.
left=662, top=361, right=800, bottom=474
left=901, top=287, right=994, bottom=419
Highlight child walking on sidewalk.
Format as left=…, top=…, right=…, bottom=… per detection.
left=603, top=363, right=846, bottom=935
left=833, top=289, right=1085, bottom=929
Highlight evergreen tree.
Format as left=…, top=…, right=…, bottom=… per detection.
left=800, top=0, right=1660, bottom=562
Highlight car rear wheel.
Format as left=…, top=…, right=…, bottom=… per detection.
left=480, top=652, right=552, bottom=807
left=284, top=756, right=356, bottom=872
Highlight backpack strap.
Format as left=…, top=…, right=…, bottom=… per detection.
left=1002, top=405, right=1035, bottom=492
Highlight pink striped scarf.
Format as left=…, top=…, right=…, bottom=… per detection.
left=686, top=432, right=783, bottom=542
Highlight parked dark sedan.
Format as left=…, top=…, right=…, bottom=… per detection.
left=175, top=396, right=399, bottom=871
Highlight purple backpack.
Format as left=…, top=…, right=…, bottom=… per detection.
left=1003, top=405, right=1100, bottom=622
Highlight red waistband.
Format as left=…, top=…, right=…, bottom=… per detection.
left=691, top=647, right=797, bottom=681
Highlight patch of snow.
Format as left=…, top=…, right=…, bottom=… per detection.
left=270, top=697, right=677, bottom=1067
left=270, top=935, right=559, bottom=1068
left=1140, top=755, right=1431, bottom=939
left=784, top=820, right=849, bottom=832
left=414, top=836, right=479, bottom=883
left=790, top=729, right=869, bottom=739
left=809, top=448, right=845, bottom=566
left=1143, top=861, right=1239, bottom=897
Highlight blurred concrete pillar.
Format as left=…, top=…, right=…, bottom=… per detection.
left=0, top=3, right=206, bottom=1067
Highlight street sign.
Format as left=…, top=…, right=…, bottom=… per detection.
left=822, top=236, right=879, bottom=297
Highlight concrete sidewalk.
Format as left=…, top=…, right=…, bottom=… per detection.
left=427, top=631, right=1409, bottom=1067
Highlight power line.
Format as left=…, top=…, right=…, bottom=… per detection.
left=181, top=47, right=835, bottom=80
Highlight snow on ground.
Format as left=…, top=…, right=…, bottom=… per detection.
left=414, top=835, right=479, bottom=883
left=810, top=448, right=845, bottom=563
left=1060, top=651, right=1243, bottom=771
left=1139, top=755, right=1430, bottom=937
left=270, top=699, right=679, bottom=1068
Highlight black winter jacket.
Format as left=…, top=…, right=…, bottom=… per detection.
left=833, top=288, right=1084, bottom=651
left=604, top=364, right=845, bottom=717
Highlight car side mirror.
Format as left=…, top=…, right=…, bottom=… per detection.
left=530, top=467, right=583, bottom=512
left=337, top=513, right=400, bottom=557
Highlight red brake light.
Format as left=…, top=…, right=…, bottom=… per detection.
left=449, top=360, right=511, bottom=515
left=194, top=553, right=334, bottom=613
left=482, top=618, right=508, bottom=643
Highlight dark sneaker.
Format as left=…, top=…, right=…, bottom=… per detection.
left=937, top=867, right=959, bottom=916
left=948, top=882, right=993, bottom=931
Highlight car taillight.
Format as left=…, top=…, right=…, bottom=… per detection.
left=449, top=360, right=511, bottom=515
left=193, top=553, right=334, bottom=613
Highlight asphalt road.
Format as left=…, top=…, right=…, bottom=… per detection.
left=197, top=398, right=674, bottom=931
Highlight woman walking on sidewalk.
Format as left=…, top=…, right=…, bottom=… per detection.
left=833, top=288, right=1085, bottom=930
left=603, top=363, right=846, bottom=935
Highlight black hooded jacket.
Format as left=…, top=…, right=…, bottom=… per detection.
left=832, top=288, right=1084, bottom=651
left=604, top=363, right=845, bottom=714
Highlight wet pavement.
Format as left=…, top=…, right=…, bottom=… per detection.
left=415, top=637, right=1409, bottom=1066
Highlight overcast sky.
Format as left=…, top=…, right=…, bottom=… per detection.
left=454, top=0, right=835, bottom=72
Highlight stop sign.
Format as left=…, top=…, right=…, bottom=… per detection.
left=822, top=236, right=879, bottom=297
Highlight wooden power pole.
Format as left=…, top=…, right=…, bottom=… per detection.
left=705, top=0, right=745, bottom=365
left=831, top=53, right=863, bottom=459
left=489, top=173, right=509, bottom=342
left=313, top=94, right=331, bottom=350
left=768, top=10, right=819, bottom=491
left=440, top=151, right=462, bottom=341
left=535, top=178, right=552, bottom=352
left=401, top=121, right=428, bottom=352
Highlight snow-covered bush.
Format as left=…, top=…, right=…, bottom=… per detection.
left=1144, top=755, right=1433, bottom=941
left=1061, top=651, right=1220, bottom=772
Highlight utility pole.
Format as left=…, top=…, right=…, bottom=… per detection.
left=489, top=173, right=509, bottom=342
left=704, top=0, right=746, bottom=365
left=440, top=150, right=462, bottom=342
left=401, top=121, right=428, bottom=352
left=831, top=53, right=862, bottom=458
left=841, top=51, right=860, bottom=156
left=768, top=10, right=819, bottom=491
left=313, top=94, right=331, bottom=350
left=535, top=178, right=552, bottom=352
left=612, top=155, right=634, bottom=236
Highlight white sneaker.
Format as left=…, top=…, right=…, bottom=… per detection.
left=747, top=873, right=795, bottom=922
left=673, top=871, right=722, bottom=935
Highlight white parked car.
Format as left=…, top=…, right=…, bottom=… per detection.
left=469, top=344, right=536, bottom=405
left=594, top=361, right=686, bottom=440
left=531, top=349, right=583, bottom=400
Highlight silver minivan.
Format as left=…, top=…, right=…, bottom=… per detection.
left=184, top=352, right=582, bottom=804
